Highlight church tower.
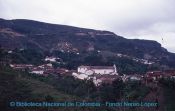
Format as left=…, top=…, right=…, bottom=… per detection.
left=113, top=64, right=118, bottom=75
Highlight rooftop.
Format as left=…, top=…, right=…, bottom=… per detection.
left=78, top=65, right=114, bottom=69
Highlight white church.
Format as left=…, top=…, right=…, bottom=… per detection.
left=77, top=64, right=118, bottom=75
left=72, top=65, right=118, bottom=85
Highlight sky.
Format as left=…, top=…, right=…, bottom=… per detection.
left=0, top=0, right=175, bottom=53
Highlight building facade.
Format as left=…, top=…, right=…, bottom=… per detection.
left=77, top=64, right=118, bottom=75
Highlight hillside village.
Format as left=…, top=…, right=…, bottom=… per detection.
left=9, top=58, right=175, bottom=86
left=3, top=49, right=175, bottom=86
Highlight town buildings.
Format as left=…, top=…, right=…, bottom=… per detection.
left=9, top=63, right=69, bottom=76
left=9, top=63, right=175, bottom=86
left=146, top=70, right=175, bottom=81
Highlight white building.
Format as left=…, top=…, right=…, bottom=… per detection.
left=45, top=57, right=60, bottom=62
left=77, top=64, right=118, bottom=75
left=72, top=72, right=88, bottom=80
left=92, top=77, right=102, bottom=86
left=72, top=65, right=119, bottom=86
left=30, top=70, right=44, bottom=75
left=130, top=76, right=141, bottom=81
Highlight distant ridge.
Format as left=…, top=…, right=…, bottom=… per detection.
left=0, top=18, right=175, bottom=68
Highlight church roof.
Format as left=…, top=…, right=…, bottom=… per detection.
left=79, top=65, right=114, bottom=70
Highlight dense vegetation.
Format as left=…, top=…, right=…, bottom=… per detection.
left=159, top=78, right=175, bottom=111
left=0, top=65, right=152, bottom=111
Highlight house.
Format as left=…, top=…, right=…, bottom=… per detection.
left=10, top=64, right=33, bottom=70
left=95, top=75, right=120, bottom=85
left=38, top=63, right=53, bottom=69
left=146, top=71, right=163, bottom=81
left=29, top=64, right=54, bottom=75
left=55, top=68, right=70, bottom=75
left=30, top=67, right=44, bottom=75
left=8, top=50, right=13, bottom=54
left=77, top=64, right=118, bottom=75
left=45, top=56, right=60, bottom=62
left=129, top=75, right=142, bottom=81
left=93, top=78, right=102, bottom=86
left=163, top=70, right=175, bottom=79
left=72, top=72, right=88, bottom=80
left=121, top=74, right=142, bottom=82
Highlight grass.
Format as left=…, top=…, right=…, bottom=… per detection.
left=163, top=87, right=175, bottom=111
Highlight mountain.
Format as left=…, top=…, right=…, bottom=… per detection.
left=0, top=18, right=175, bottom=71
